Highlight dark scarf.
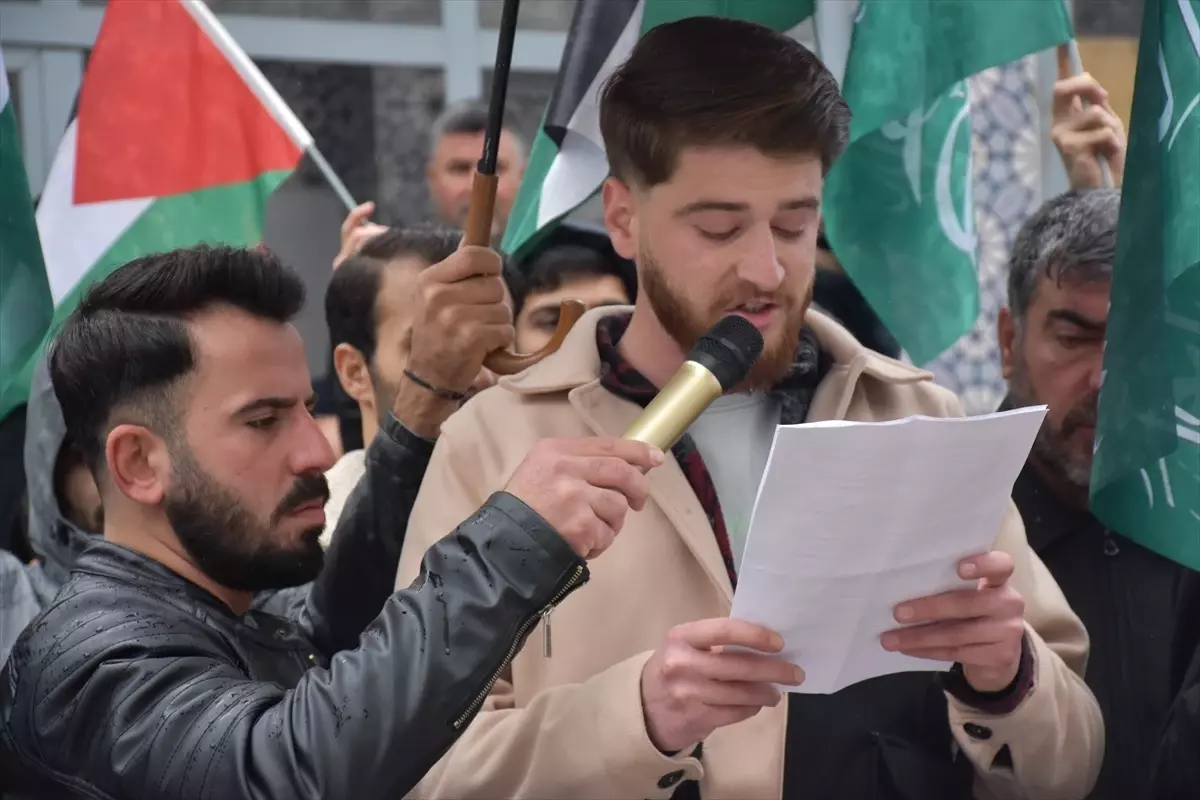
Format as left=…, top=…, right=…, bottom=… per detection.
left=595, top=313, right=830, bottom=587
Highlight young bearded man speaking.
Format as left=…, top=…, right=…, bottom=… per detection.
left=397, top=17, right=1102, bottom=800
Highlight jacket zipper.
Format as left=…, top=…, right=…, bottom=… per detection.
left=452, top=563, right=586, bottom=730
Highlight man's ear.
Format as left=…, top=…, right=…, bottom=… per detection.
left=602, top=177, right=637, bottom=261
left=106, top=424, right=170, bottom=506
left=998, top=306, right=1016, bottom=380
left=333, top=344, right=375, bottom=406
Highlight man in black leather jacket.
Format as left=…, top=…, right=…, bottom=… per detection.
left=0, top=244, right=658, bottom=799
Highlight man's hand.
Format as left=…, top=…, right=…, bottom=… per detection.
left=504, top=437, right=662, bottom=559
left=1051, top=72, right=1126, bottom=189
left=641, top=619, right=804, bottom=754
left=393, top=246, right=512, bottom=436
left=405, top=246, right=512, bottom=392
left=333, top=201, right=389, bottom=270
left=881, top=551, right=1026, bottom=693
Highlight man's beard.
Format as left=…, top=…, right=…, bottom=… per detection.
left=1009, top=360, right=1098, bottom=488
left=164, top=443, right=329, bottom=592
left=639, top=246, right=811, bottom=390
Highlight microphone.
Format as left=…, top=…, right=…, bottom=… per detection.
left=622, top=315, right=765, bottom=452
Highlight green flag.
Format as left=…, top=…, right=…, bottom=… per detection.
left=1091, top=0, right=1200, bottom=569
left=817, top=1, right=1074, bottom=364
left=0, top=51, right=53, bottom=422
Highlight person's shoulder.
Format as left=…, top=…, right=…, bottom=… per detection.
left=440, top=379, right=564, bottom=439
left=6, top=571, right=226, bottom=690
left=853, top=350, right=964, bottom=419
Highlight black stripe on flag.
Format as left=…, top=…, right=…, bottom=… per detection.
left=544, top=0, right=640, bottom=147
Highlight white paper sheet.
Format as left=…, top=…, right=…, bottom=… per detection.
left=729, top=406, right=1048, bottom=695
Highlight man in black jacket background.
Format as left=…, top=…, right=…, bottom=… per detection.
left=996, top=188, right=1187, bottom=800
left=0, top=243, right=661, bottom=799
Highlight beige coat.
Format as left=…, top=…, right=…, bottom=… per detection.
left=397, top=308, right=1104, bottom=800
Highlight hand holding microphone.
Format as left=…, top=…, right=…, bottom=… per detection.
left=506, top=314, right=765, bottom=561
left=505, top=438, right=663, bottom=560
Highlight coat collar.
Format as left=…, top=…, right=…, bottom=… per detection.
left=501, top=306, right=933, bottom=397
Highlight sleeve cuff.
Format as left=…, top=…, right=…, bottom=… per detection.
left=588, top=651, right=704, bottom=797
left=941, top=633, right=1035, bottom=714
left=486, top=491, right=585, bottom=574
left=380, top=413, right=439, bottom=454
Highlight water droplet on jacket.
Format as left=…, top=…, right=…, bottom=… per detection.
left=444, top=647, right=451, bottom=655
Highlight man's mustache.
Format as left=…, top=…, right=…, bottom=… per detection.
left=273, top=472, right=331, bottom=523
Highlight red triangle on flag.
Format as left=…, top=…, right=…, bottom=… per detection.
left=74, top=0, right=303, bottom=205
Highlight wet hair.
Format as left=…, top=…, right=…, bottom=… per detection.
left=430, top=99, right=526, bottom=157
left=324, top=225, right=460, bottom=364
left=50, top=245, right=305, bottom=476
left=1007, top=188, right=1120, bottom=327
left=599, top=16, right=851, bottom=188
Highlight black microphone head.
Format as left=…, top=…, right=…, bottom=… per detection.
left=687, top=315, right=765, bottom=391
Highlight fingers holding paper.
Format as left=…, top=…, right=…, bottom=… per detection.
left=641, top=618, right=805, bottom=754
left=881, top=550, right=1027, bottom=693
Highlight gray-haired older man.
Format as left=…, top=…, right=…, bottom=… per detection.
left=997, top=188, right=1187, bottom=800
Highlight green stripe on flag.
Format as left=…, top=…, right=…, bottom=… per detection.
left=0, top=71, right=54, bottom=421
left=501, top=114, right=561, bottom=258
left=1092, top=0, right=1200, bottom=569
left=821, top=0, right=1074, bottom=365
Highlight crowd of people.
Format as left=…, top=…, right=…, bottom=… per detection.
left=0, top=15, right=1197, bottom=800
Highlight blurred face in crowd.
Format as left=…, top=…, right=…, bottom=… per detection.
left=56, top=447, right=104, bottom=533
left=152, top=306, right=335, bottom=591
left=999, top=271, right=1109, bottom=491
left=604, top=146, right=822, bottom=388
left=515, top=273, right=630, bottom=353
left=427, top=130, right=525, bottom=234
left=335, top=257, right=497, bottom=442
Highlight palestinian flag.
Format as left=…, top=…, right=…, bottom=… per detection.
left=36, top=0, right=311, bottom=334
left=502, top=0, right=1074, bottom=366
left=0, top=50, right=53, bottom=422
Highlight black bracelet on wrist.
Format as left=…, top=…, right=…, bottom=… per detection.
left=403, top=369, right=467, bottom=402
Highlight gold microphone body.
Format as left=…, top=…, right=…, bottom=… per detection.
left=620, top=315, right=765, bottom=455
left=622, top=362, right=724, bottom=451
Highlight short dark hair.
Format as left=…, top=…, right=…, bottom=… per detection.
left=324, top=225, right=459, bottom=363
left=508, top=245, right=636, bottom=316
left=430, top=100, right=526, bottom=157
left=50, top=245, right=306, bottom=476
left=1007, top=188, right=1120, bottom=326
left=599, top=16, right=850, bottom=188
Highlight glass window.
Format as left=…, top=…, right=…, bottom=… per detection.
left=81, top=0, right=442, bottom=24
left=482, top=69, right=556, bottom=141
left=479, top=0, right=573, bottom=31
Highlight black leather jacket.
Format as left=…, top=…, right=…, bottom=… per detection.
left=0, top=416, right=588, bottom=799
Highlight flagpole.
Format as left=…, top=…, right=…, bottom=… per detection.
left=467, top=0, right=585, bottom=375
left=306, top=145, right=358, bottom=212
left=1058, top=0, right=1114, bottom=188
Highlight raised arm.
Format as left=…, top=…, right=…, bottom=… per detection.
left=3, top=493, right=587, bottom=800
